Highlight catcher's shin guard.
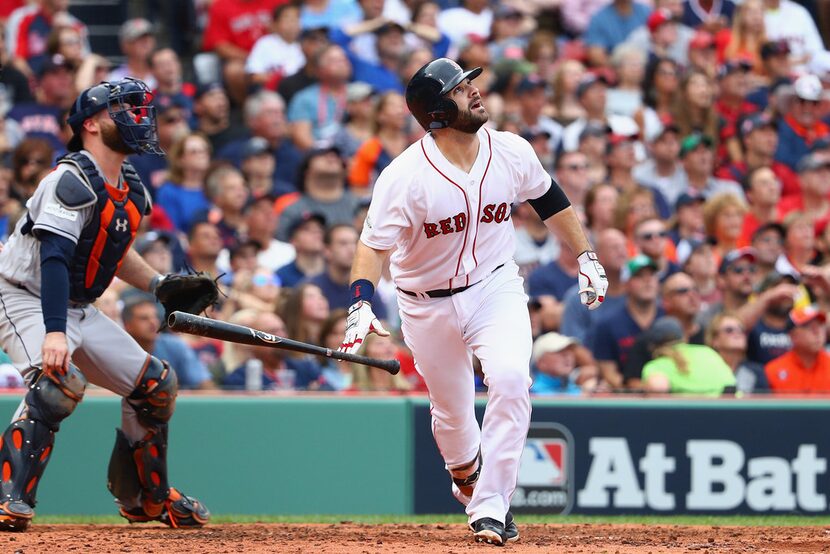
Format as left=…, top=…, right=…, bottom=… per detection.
left=450, top=451, right=482, bottom=500
left=108, top=357, right=209, bottom=528
left=0, top=367, right=86, bottom=531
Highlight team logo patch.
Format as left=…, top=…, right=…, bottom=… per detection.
left=513, top=423, right=574, bottom=514
left=115, top=218, right=128, bottom=232
left=252, top=330, right=282, bottom=344
left=44, top=202, right=79, bottom=222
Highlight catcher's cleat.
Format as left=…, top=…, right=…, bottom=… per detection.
left=119, top=488, right=210, bottom=528
left=504, top=511, right=519, bottom=542
left=471, top=517, right=506, bottom=546
left=0, top=500, right=34, bottom=532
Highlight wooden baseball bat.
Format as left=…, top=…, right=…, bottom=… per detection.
left=167, top=311, right=401, bottom=375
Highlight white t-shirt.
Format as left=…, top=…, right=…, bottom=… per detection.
left=245, top=34, right=306, bottom=76
left=437, top=8, right=493, bottom=46
left=361, top=127, right=552, bottom=292
left=765, top=0, right=826, bottom=68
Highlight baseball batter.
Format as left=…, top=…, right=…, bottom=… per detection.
left=340, top=59, right=608, bottom=545
left=0, top=78, right=209, bottom=530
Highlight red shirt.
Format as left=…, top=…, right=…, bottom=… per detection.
left=202, top=0, right=286, bottom=53
left=737, top=209, right=784, bottom=248
left=778, top=195, right=830, bottom=236
left=715, top=161, right=801, bottom=199
left=765, top=350, right=830, bottom=392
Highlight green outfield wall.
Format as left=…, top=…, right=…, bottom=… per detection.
left=4, top=394, right=830, bottom=516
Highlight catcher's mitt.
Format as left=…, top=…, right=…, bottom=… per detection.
left=153, top=272, right=220, bottom=325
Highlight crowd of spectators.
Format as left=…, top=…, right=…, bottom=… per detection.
left=2, top=0, right=830, bottom=395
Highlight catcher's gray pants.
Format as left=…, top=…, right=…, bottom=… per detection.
left=0, top=278, right=152, bottom=442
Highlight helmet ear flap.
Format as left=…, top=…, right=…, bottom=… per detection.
left=427, top=98, right=458, bottom=129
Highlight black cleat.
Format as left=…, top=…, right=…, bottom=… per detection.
left=471, top=517, right=507, bottom=546
left=119, top=488, right=210, bottom=529
left=504, top=511, right=519, bottom=542
left=0, top=500, right=33, bottom=532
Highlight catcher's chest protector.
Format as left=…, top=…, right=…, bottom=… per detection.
left=61, top=153, right=150, bottom=304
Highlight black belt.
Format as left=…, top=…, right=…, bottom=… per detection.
left=399, top=264, right=504, bottom=299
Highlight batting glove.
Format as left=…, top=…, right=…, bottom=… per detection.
left=339, top=301, right=390, bottom=354
left=577, top=250, right=608, bottom=311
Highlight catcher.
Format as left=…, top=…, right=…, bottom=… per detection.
left=0, top=78, right=217, bottom=530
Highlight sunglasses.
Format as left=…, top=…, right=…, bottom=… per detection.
left=667, top=287, right=694, bottom=296
left=728, top=264, right=757, bottom=275
left=638, top=231, right=669, bottom=241
left=717, top=325, right=744, bottom=335
left=252, top=274, right=279, bottom=287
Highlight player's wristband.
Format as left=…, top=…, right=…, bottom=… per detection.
left=350, top=279, right=375, bottom=303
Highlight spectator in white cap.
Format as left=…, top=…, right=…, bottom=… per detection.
left=108, top=18, right=157, bottom=89
left=530, top=333, right=597, bottom=394
left=774, top=74, right=830, bottom=170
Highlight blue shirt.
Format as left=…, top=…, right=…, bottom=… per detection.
left=300, top=0, right=361, bottom=30
left=747, top=319, right=792, bottom=365
left=350, top=58, right=404, bottom=94
left=560, top=285, right=627, bottom=344
left=592, top=302, right=661, bottom=367
left=287, top=84, right=346, bottom=142
left=154, top=333, right=213, bottom=389
left=276, top=260, right=321, bottom=288
left=217, top=136, right=303, bottom=186
left=155, top=181, right=211, bottom=233
left=8, top=103, right=66, bottom=154
left=307, top=270, right=388, bottom=320
left=774, top=117, right=821, bottom=171
left=128, top=153, right=167, bottom=196
left=584, top=2, right=651, bottom=51
left=527, top=260, right=579, bottom=301
left=682, top=0, right=736, bottom=28
left=530, top=370, right=582, bottom=395
left=222, top=357, right=328, bottom=390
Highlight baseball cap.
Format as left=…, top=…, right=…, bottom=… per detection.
left=375, top=21, right=405, bottom=35
left=689, top=30, right=715, bottom=50
left=752, top=221, right=786, bottom=242
left=241, top=136, right=271, bottom=160
left=796, top=153, right=830, bottom=173
left=794, top=74, right=823, bottom=101
left=346, top=82, right=374, bottom=103
left=644, top=316, right=685, bottom=349
left=739, top=113, right=776, bottom=140
left=576, top=73, right=608, bottom=98
left=516, top=74, right=546, bottom=95
left=134, top=231, right=172, bottom=256
left=532, top=332, right=578, bottom=364
left=718, top=247, right=758, bottom=274
left=151, top=92, right=188, bottom=115
left=494, top=5, right=523, bottom=19
left=761, top=39, right=791, bottom=60
left=647, top=8, right=675, bottom=33
left=300, top=26, right=329, bottom=40
left=608, top=132, right=639, bottom=148
left=810, top=136, right=830, bottom=153
left=789, top=304, right=826, bottom=328
left=677, top=238, right=713, bottom=267
left=194, top=81, right=224, bottom=100
left=621, top=255, right=658, bottom=282
left=579, top=122, right=611, bottom=142
left=287, top=211, right=327, bottom=238
left=119, top=18, right=154, bottom=42
left=243, top=190, right=277, bottom=212
left=679, top=132, right=714, bottom=157
left=37, top=54, right=73, bottom=79
left=717, top=59, right=753, bottom=80
left=675, top=192, right=705, bottom=211
left=520, top=128, right=551, bottom=142
left=758, top=270, right=799, bottom=293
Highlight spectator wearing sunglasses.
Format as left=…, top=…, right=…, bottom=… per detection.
left=707, top=312, right=769, bottom=393
left=633, top=217, right=680, bottom=281
left=745, top=271, right=801, bottom=364
left=698, top=247, right=759, bottom=329
left=774, top=74, right=830, bottom=171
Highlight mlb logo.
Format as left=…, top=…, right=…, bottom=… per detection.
left=519, top=438, right=567, bottom=487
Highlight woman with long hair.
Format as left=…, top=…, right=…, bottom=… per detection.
left=673, top=70, right=719, bottom=149
left=584, top=183, right=619, bottom=242
left=156, top=132, right=213, bottom=233
left=703, top=193, right=748, bottom=259
left=636, top=57, right=681, bottom=139
left=550, top=59, right=586, bottom=126
left=719, top=0, right=766, bottom=69
left=279, top=282, right=331, bottom=348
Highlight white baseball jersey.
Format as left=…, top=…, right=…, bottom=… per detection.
left=361, top=127, right=552, bottom=292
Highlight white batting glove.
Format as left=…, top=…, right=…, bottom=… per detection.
left=339, top=301, right=390, bottom=354
left=577, top=250, right=608, bottom=311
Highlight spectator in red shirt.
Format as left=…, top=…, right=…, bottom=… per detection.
left=202, top=0, right=286, bottom=105
left=737, top=166, right=782, bottom=248
left=716, top=112, right=801, bottom=199
left=714, top=60, right=759, bottom=167
left=765, top=304, right=830, bottom=392
left=778, top=153, right=830, bottom=234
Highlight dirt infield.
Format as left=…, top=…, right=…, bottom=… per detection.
left=2, top=523, right=830, bottom=553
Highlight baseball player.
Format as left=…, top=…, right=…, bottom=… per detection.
left=340, top=58, right=608, bottom=546
left=0, top=78, right=210, bottom=530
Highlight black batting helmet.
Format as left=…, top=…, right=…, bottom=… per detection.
left=405, top=58, right=482, bottom=131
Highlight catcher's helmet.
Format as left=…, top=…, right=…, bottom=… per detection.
left=67, top=77, right=162, bottom=155
left=406, top=58, right=482, bottom=131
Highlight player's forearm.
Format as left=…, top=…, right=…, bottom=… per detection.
left=350, top=241, right=389, bottom=287
left=544, top=206, right=593, bottom=257
left=117, top=249, right=160, bottom=292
